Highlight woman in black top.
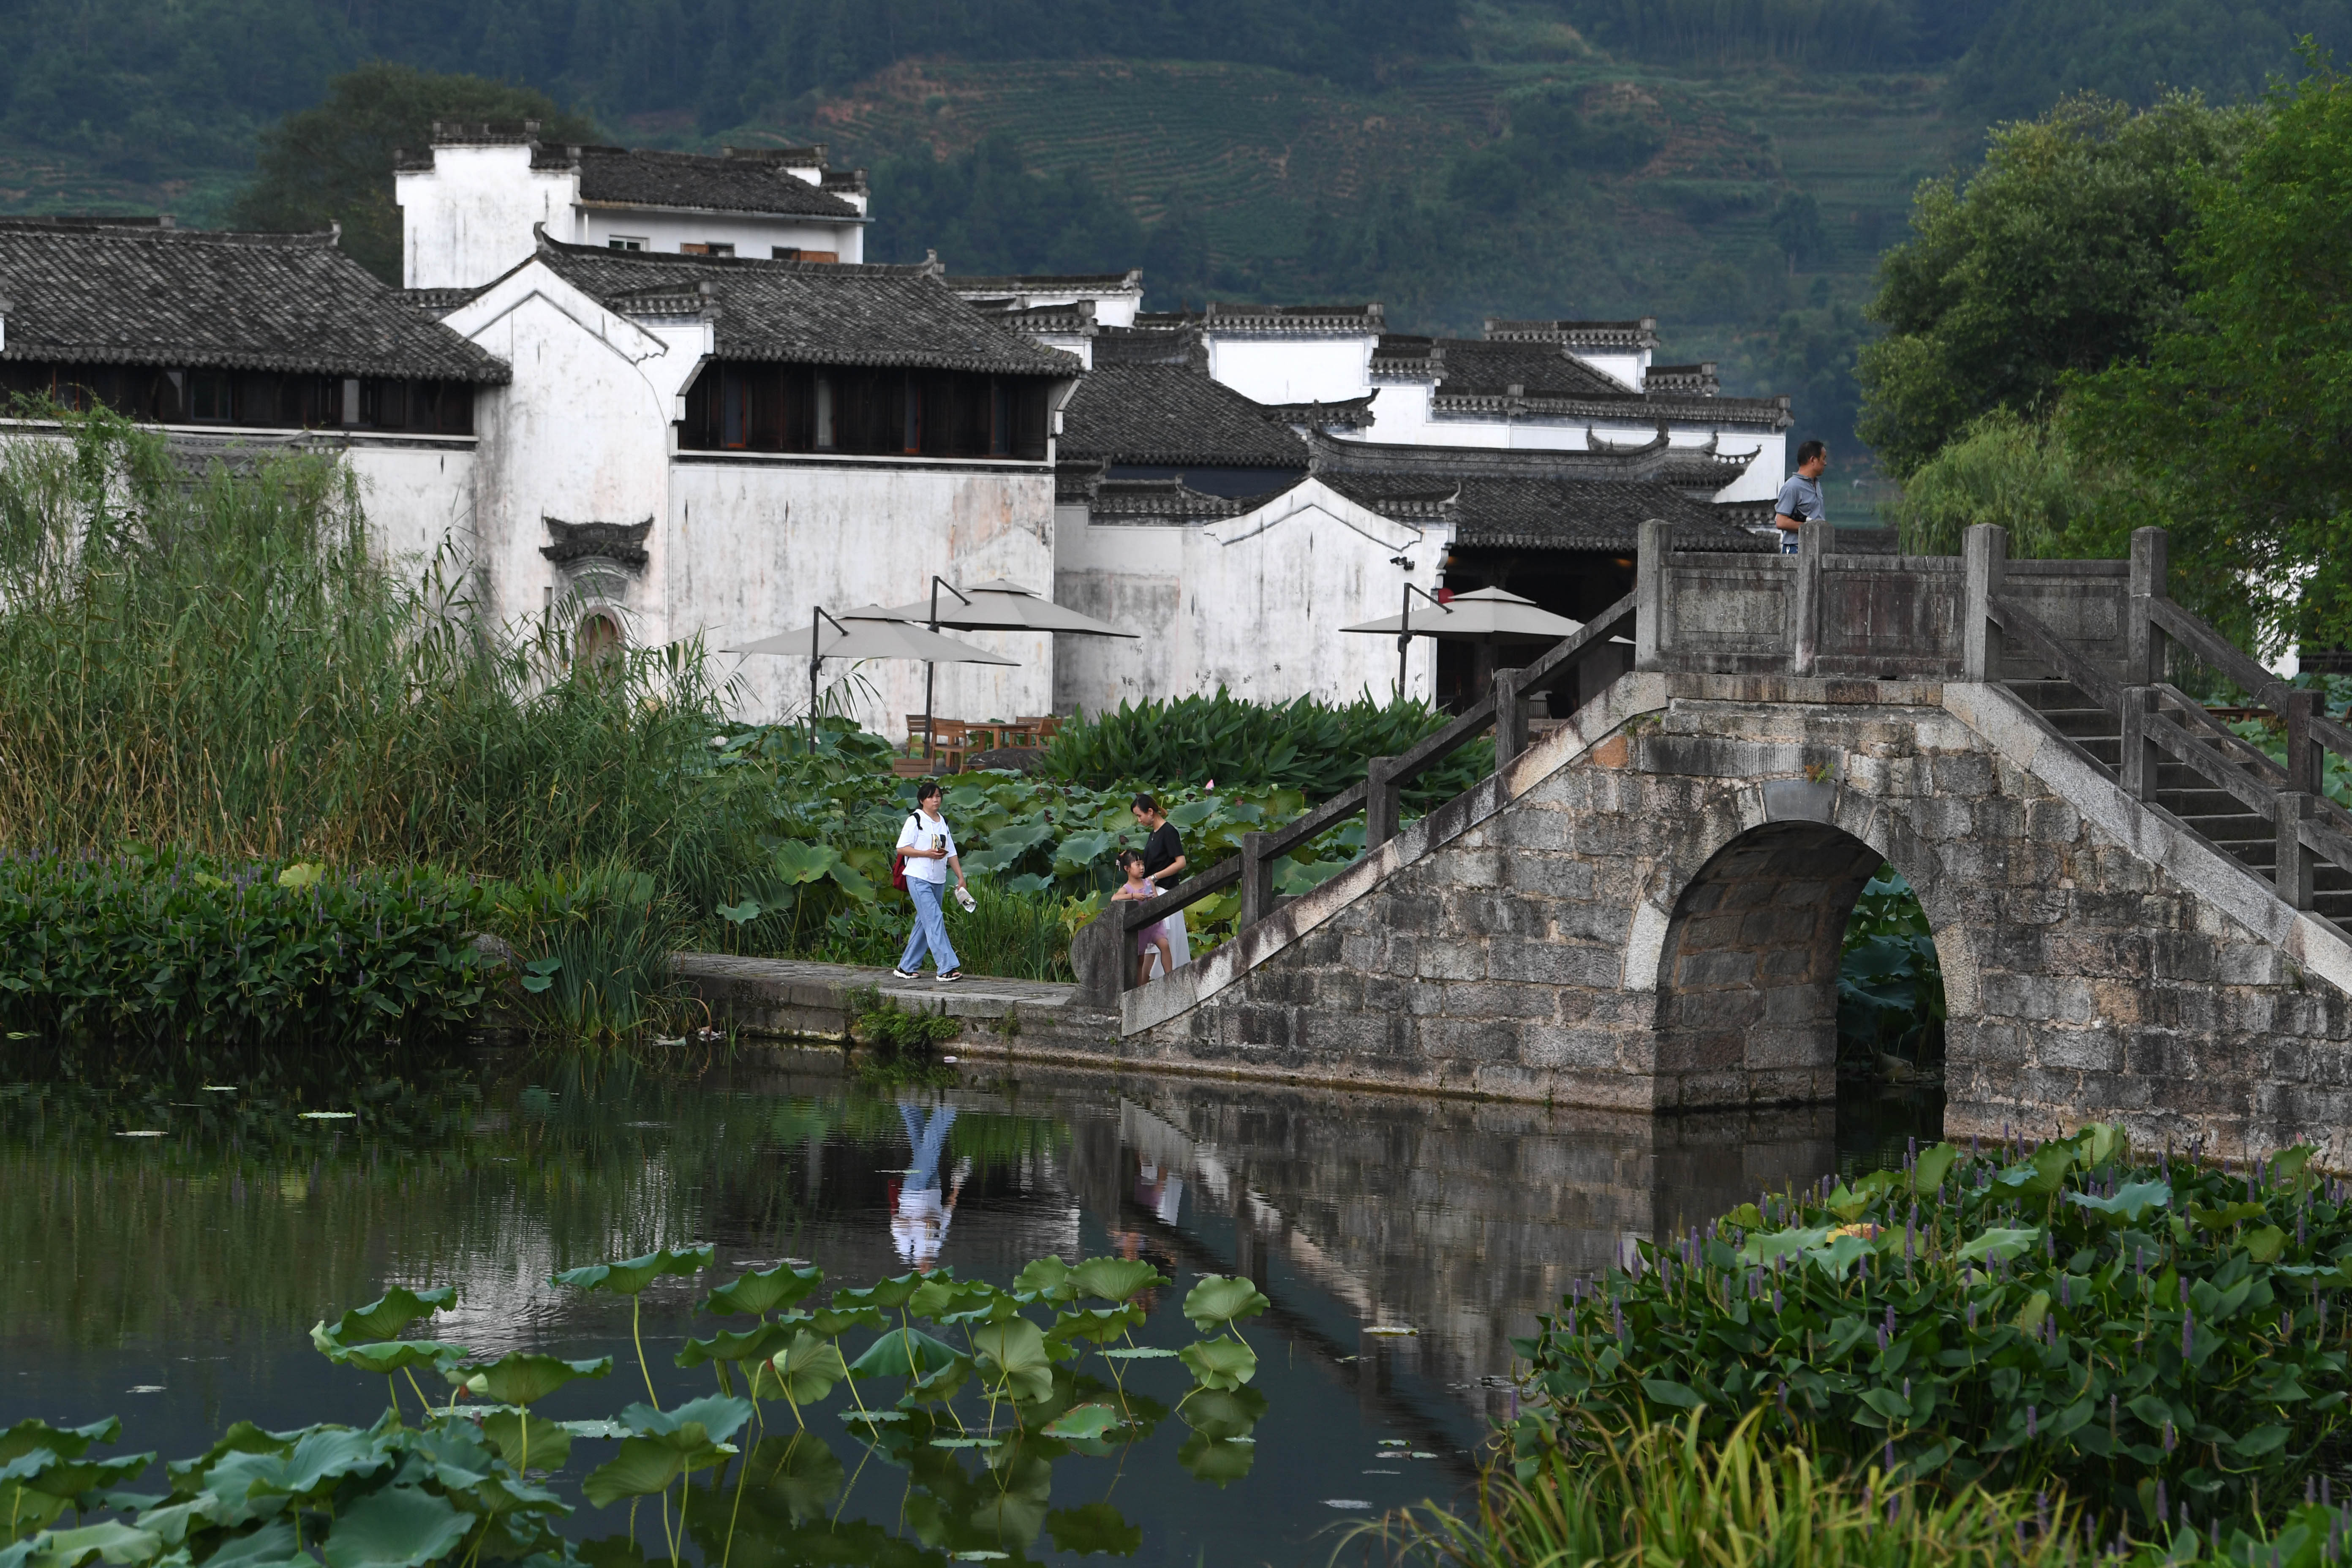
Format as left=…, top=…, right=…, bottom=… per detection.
left=1131, top=793, right=1190, bottom=970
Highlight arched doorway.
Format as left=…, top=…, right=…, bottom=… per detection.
left=576, top=610, right=623, bottom=667
left=1653, top=821, right=1897, bottom=1105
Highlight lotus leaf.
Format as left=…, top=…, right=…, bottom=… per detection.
left=164, top=1424, right=295, bottom=1492
left=724, top=1433, right=844, bottom=1524
left=1180, top=1276, right=1268, bottom=1334
left=320, top=1288, right=457, bottom=1348
left=1174, top=1387, right=1264, bottom=1440
left=2191, top=1201, right=2268, bottom=1230
left=622, top=1397, right=754, bottom=1447
left=1038, top=1405, right=1124, bottom=1443
left=2247, top=1224, right=2287, bottom=1262
left=1992, top=1140, right=2077, bottom=1199
left=1736, top=1226, right=1829, bottom=1266
left=5, top=1450, right=154, bottom=1504
left=1010, top=1258, right=1073, bottom=1301
left=1069, top=1259, right=1166, bottom=1306
left=580, top=1438, right=710, bottom=1508
left=702, top=1263, right=823, bottom=1318
left=674, top=1326, right=786, bottom=1370
left=1046, top=1502, right=1141, bottom=1556
left=550, top=1246, right=714, bottom=1296
left=970, top=1319, right=1056, bottom=1405
left=321, top=1486, right=469, bottom=1568
left=1097, top=1348, right=1176, bottom=1361
left=831, top=1274, right=924, bottom=1312
left=1045, top=1307, right=1143, bottom=1356
left=461, top=1354, right=612, bottom=1406
left=755, top=1334, right=849, bottom=1413
left=1177, top=1338, right=1258, bottom=1391
left=186, top=1521, right=298, bottom=1568
left=476, top=1412, right=571, bottom=1474
left=847, top=1329, right=965, bottom=1384
left=0, top=1424, right=119, bottom=1468
left=1175, top=1432, right=1255, bottom=1486
left=14, top=1523, right=164, bottom=1568
left=779, top=1306, right=885, bottom=1339
left=909, top=1274, right=991, bottom=1321
left=322, top=1340, right=472, bottom=1377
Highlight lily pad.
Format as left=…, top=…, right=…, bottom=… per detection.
left=552, top=1246, right=715, bottom=1296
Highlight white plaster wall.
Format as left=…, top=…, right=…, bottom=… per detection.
left=446, top=275, right=693, bottom=640
left=670, top=457, right=1057, bottom=735
left=1717, top=431, right=1786, bottom=502
left=1053, top=506, right=1185, bottom=714
left=345, top=440, right=480, bottom=577
left=1206, top=335, right=1375, bottom=405
left=1579, top=348, right=1648, bottom=389
left=577, top=210, right=865, bottom=262
left=398, top=147, right=576, bottom=291
left=1188, top=487, right=1443, bottom=706
left=1051, top=482, right=1443, bottom=715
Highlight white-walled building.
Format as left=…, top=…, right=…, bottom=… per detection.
left=0, top=215, right=505, bottom=568
left=1107, top=305, right=1791, bottom=506
left=396, top=125, right=870, bottom=292
left=424, top=236, right=1081, bottom=731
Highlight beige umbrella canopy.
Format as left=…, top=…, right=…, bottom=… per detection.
left=1344, top=585, right=1584, bottom=700
left=1340, top=585, right=1583, bottom=643
left=726, top=604, right=1018, bottom=725
left=879, top=578, right=1139, bottom=638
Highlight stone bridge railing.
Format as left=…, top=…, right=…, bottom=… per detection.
left=1071, top=520, right=2352, bottom=1006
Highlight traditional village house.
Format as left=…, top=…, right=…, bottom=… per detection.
left=417, top=235, right=1082, bottom=729
left=0, top=215, right=506, bottom=566
left=397, top=125, right=871, bottom=288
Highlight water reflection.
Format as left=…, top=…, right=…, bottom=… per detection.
left=0, top=1048, right=1938, bottom=1565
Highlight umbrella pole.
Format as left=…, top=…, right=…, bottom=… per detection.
left=807, top=607, right=819, bottom=751
left=1396, top=579, right=1412, bottom=702
left=924, top=577, right=941, bottom=765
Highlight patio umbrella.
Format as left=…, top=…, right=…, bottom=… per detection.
left=1342, top=586, right=1583, bottom=700
left=726, top=604, right=1018, bottom=732
left=878, top=577, right=1136, bottom=760
left=879, top=578, right=1139, bottom=639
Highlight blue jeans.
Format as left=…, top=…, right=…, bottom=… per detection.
left=899, top=1102, right=957, bottom=1190
left=898, top=877, right=959, bottom=973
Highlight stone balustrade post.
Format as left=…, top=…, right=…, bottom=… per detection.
left=1635, top=518, right=1671, bottom=671
left=1790, top=517, right=1829, bottom=676
left=1961, top=524, right=2009, bottom=682
left=1239, top=830, right=1274, bottom=929
left=1365, top=756, right=1402, bottom=850
left=1492, top=671, right=1527, bottom=768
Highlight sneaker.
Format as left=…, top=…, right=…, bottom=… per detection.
left=937, top=970, right=963, bottom=983
left=891, top=968, right=918, bottom=980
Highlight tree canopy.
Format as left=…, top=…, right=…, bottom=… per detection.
left=231, top=64, right=597, bottom=284
left=2066, top=56, right=2352, bottom=656
left=1855, top=92, right=2257, bottom=478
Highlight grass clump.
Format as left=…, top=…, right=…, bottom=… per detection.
left=1363, top=1411, right=2096, bottom=1568
left=490, top=860, right=694, bottom=1045
left=1516, top=1123, right=2350, bottom=1534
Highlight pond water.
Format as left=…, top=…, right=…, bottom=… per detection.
left=1, top=1048, right=1939, bottom=1566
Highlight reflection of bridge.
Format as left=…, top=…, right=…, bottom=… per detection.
left=1071, top=524, right=2352, bottom=1162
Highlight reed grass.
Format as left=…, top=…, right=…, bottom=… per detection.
left=1358, top=1413, right=2104, bottom=1568
left=0, top=408, right=751, bottom=886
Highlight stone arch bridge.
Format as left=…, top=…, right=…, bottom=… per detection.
left=1069, top=523, right=2352, bottom=1164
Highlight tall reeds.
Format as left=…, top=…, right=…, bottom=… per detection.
left=0, top=410, right=748, bottom=887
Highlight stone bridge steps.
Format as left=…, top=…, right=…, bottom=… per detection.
left=2008, top=678, right=2352, bottom=926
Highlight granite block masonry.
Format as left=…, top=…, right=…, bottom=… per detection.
left=1070, top=670, right=2352, bottom=1165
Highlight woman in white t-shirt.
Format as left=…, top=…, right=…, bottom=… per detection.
left=893, top=780, right=968, bottom=982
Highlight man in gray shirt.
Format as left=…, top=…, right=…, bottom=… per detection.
left=1774, top=439, right=1829, bottom=553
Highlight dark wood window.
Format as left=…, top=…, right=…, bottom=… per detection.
left=682, top=362, right=1051, bottom=460
left=0, top=363, right=472, bottom=433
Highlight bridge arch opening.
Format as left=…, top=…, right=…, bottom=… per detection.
left=1653, top=822, right=1946, bottom=1106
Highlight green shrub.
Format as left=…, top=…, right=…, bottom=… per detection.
left=0, top=849, right=487, bottom=1052
left=1041, top=689, right=1488, bottom=806
left=1518, top=1124, right=2349, bottom=1533
left=950, top=880, right=1077, bottom=982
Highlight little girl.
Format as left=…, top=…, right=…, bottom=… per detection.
left=1112, top=848, right=1176, bottom=985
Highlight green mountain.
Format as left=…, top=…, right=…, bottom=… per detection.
left=0, top=0, right=2341, bottom=471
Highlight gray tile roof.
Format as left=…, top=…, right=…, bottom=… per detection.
left=559, top=146, right=863, bottom=220
left=1432, top=337, right=1629, bottom=399
left=1306, top=432, right=1768, bottom=554
left=1057, top=362, right=1308, bottom=468
left=533, top=238, right=1081, bottom=376
left=0, top=220, right=510, bottom=382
